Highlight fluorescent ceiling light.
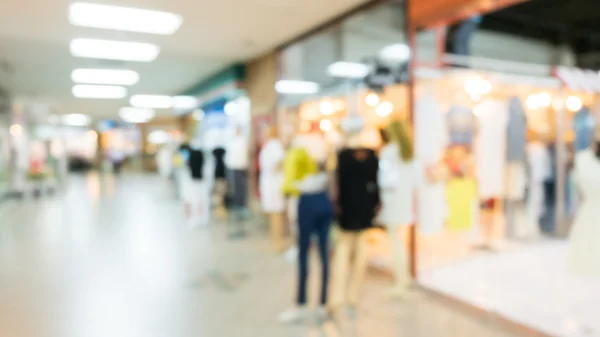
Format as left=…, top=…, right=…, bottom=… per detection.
left=61, top=114, right=91, bottom=126
left=70, top=38, right=160, bottom=62
left=172, top=96, right=198, bottom=110
left=72, top=84, right=127, bottom=99
left=130, top=95, right=172, bottom=109
left=119, top=107, right=156, bottom=123
left=275, top=80, right=320, bottom=95
left=327, top=61, right=369, bottom=78
left=69, top=2, right=183, bottom=35
left=71, top=68, right=140, bottom=85
left=380, top=44, right=410, bottom=62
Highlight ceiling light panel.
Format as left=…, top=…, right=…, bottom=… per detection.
left=69, top=2, right=183, bottom=35
left=275, top=80, right=320, bottom=95
left=61, top=114, right=92, bottom=126
left=71, top=69, right=140, bottom=85
left=172, top=96, right=198, bottom=110
left=130, top=95, right=172, bottom=109
left=327, top=62, right=369, bottom=78
left=72, top=84, right=127, bottom=99
left=119, top=107, right=156, bottom=123
left=70, top=38, right=160, bottom=62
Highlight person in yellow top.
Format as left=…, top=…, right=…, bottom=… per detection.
left=282, top=147, right=318, bottom=196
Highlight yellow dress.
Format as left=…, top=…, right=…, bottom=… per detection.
left=446, top=177, right=477, bottom=231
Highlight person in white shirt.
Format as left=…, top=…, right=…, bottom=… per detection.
left=225, top=126, right=250, bottom=236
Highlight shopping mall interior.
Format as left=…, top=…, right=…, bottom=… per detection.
left=1, top=0, right=600, bottom=336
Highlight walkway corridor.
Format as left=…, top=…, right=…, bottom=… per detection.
left=0, top=174, right=518, bottom=337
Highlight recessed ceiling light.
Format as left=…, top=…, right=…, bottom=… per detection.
left=61, top=114, right=92, bottom=126
left=119, top=107, right=156, bottom=123
left=275, top=80, right=320, bottom=95
left=69, top=2, right=183, bottom=35
left=327, top=61, right=369, bottom=78
left=72, top=84, right=127, bottom=99
left=70, top=38, right=160, bottom=62
left=71, top=69, right=140, bottom=85
left=130, top=95, right=172, bottom=109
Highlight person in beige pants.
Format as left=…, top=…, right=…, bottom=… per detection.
left=328, top=130, right=380, bottom=314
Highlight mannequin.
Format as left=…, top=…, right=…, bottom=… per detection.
left=474, top=98, right=509, bottom=248
left=225, top=126, right=249, bottom=237
left=282, top=131, right=327, bottom=261
left=186, top=138, right=210, bottom=228
left=377, top=120, right=421, bottom=298
left=525, top=136, right=550, bottom=239
left=329, top=120, right=379, bottom=314
left=258, top=126, right=286, bottom=252
left=209, top=131, right=227, bottom=219
left=278, top=134, right=333, bottom=324
left=567, top=138, right=600, bottom=277
left=504, top=96, right=528, bottom=238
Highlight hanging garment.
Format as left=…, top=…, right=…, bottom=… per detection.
left=573, top=107, right=595, bottom=152
left=567, top=149, right=600, bottom=277
left=506, top=97, right=528, bottom=162
left=212, top=147, right=227, bottom=179
left=336, top=148, right=380, bottom=232
left=446, top=177, right=477, bottom=231
left=258, top=139, right=285, bottom=213
left=505, top=162, right=527, bottom=201
left=447, top=105, right=475, bottom=146
left=377, top=143, right=423, bottom=227
left=475, top=100, right=509, bottom=199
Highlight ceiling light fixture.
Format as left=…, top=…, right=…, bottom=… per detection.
left=69, top=2, right=183, bottom=35
left=119, top=107, right=156, bottom=123
left=72, top=84, right=127, bottom=99
left=327, top=61, right=369, bottom=79
left=130, top=95, right=172, bottom=109
left=172, top=96, right=198, bottom=110
left=275, top=80, right=320, bottom=95
left=61, top=114, right=92, bottom=126
left=71, top=68, right=140, bottom=85
left=70, top=38, right=160, bottom=62
left=380, top=44, right=411, bottom=62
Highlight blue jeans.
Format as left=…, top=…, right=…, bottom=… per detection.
left=297, top=192, right=333, bottom=305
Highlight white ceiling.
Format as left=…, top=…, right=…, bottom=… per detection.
left=0, top=0, right=369, bottom=119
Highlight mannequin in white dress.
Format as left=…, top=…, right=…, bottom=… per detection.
left=567, top=142, right=600, bottom=277
left=378, top=120, right=424, bottom=298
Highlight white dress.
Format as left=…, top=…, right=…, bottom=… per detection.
left=475, top=100, right=509, bottom=199
left=377, top=143, right=423, bottom=227
left=259, top=139, right=285, bottom=213
left=567, top=149, right=600, bottom=277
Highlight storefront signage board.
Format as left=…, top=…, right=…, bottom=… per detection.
left=409, top=0, right=529, bottom=28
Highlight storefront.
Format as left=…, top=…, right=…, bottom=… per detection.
left=274, top=1, right=600, bottom=336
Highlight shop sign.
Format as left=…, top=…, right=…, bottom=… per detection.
left=409, top=0, right=529, bottom=28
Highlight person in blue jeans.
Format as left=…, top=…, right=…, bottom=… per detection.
left=279, top=167, right=333, bottom=324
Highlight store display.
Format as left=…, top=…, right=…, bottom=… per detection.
left=573, top=107, right=595, bottom=152
left=446, top=177, right=477, bottom=231
left=447, top=105, right=474, bottom=146
left=506, top=96, right=527, bottom=161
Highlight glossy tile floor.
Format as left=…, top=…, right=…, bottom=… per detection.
left=0, top=174, right=519, bottom=337
left=421, top=241, right=600, bottom=337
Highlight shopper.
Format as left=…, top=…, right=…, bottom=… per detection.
left=278, top=148, right=333, bottom=324
left=186, top=139, right=210, bottom=228
left=329, top=118, right=380, bottom=315
left=259, top=126, right=286, bottom=252
left=225, top=126, right=249, bottom=236
left=378, top=120, right=421, bottom=298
